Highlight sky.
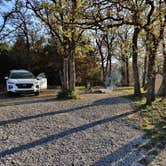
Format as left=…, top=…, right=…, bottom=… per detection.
left=0, top=0, right=14, bottom=12
left=0, top=0, right=14, bottom=24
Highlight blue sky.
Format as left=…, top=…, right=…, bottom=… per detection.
left=0, top=0, right=14, bottom=24
left=0, top=0, right=13, bottom=12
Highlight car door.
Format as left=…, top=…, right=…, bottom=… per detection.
left=37, top=73, right=47, bottom=90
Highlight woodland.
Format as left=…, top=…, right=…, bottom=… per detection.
left=0, top=0, right=165, bottom=105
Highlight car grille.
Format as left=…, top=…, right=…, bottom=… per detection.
left=16, top=83, right=33, bottom=89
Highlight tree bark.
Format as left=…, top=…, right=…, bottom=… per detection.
left=63, top=58, right=69, bottom=90
left=62, top=50, right=76, bottom=92
left=142, top=55, right=147, bottom=88
left=106, top=35, right=112, bottom=74
left=146, top=32, right=158, bottom=105
left=126, top=56, right=130, bottom=86
left=132, top=27, right=141, bottom=95
left=109, top=51, right=112, bottom=74
left=69, top=54, right=76, bottom=91
left=162, top=37, right=166, bottom=96
left=121, top=57, right=126, bottom=86
left=158, top=35, right=166, bottom=96
left=96, top=39, right=105, bottom=81
left=146, top=50, right=156, bottom=104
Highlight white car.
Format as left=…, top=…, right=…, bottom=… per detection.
left=5, top=70, right=47, bottom=96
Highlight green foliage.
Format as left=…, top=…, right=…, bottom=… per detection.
left=140, top=98, right=166, bottom=131
left=122, top=87, right=166, bottom=150
left=57, top=89, right=79, bottom=99
left=0, top=43, right=13, bottom=82
left=76, top=51, right=101, bottom=85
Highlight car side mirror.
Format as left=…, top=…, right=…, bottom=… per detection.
left=5, top=76, right=8, bottom=80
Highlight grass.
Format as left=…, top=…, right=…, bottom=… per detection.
left=119, top=87, right=166, bottom=132
left=118, top=87, right=166, bottom=165
left=57, top=89, right=79, bottom=99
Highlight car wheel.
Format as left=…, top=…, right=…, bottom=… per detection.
left=35, top=92, right=39, bottom=96
left=7, top=92, right=13, bottom=97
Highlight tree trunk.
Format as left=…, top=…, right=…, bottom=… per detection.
left=62, top=55, right=76, bottom=92
left=146, top=33, right=158, bottom=105
left=162, top=38, right=166, bottom=96
left=121, top=58, right=126, bottom=86
left=158, top=35, right=166, bottom=96
left=69, top=54, right=76, bottom=91
left=146, top=51, right=156, bottom=104
left=142, top=55, right=147, bottom=88
left=63, top=58, right=69, bottom=90
left=161, top=14, right=166, bottom=97
left=126, top=56, right=130, bottom=86
left=109, top=53, right=112, bottom=74
left=96, top=39, right=105, bottom=81
left=132, top=27, right=141, bottom=95
left=101, top=56, right=105, bottom=82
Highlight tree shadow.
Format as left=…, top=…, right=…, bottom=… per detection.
left=0, top=96, right=57, bottom=107
left=93, top=97, right=130, bottom=106
left=0, top=96, right=136, bottom=127
left=0, top=110, right=137, bottom=158
left=0, top=103, right=90, bottom=126
left=92, top=119, right=166, bottom=166
left=1, top=91, right=164, bottom=164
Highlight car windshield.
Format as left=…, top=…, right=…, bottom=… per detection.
left=9, top=72, right=35, bottom=79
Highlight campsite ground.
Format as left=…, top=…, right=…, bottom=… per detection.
left=0, top=87, right=165, bottom=166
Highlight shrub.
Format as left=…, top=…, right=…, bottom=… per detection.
left=57, top=89, right=79, bottom=99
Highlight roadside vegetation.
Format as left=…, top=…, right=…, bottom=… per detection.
left=57, top=89, right=79, bottom=99
left=0, top=0, right=165, bottom=102
left=117, top=87, right=166, bottom=165
left=117, top=87, right=165, bottom=138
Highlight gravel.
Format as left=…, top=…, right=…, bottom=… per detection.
left=0, top=93, right=146, bottom=165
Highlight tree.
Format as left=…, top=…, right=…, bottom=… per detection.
left=158, top=15, right=166, bottom=97
left=26, top=0, right=87, bottom=95
left=141, top=35, right=148, bottom=89
left=162, top=27, right=166, bottom=96
left=103, top=29, right=116, bottom=75
left=132, top=27, right=141, bottom=94
left=11, top=35, right=30, bottom=68
left=87, top=0, right=165, bottom=103
left=145, top=0, right=165, bottom=104
left=81, top=0, right=142, bottom=94
left=115, top=26, right=132, bottom=86
left=95, top=31, right=106, bottom=81
left=94, top=28, right=116, bottom=83
left=0, top=43, right=12, bottom=83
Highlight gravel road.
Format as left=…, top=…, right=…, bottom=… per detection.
left=0, top=93, right=146, bottom=166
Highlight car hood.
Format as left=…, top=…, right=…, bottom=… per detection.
left=8, top=79, right=38, bottom=84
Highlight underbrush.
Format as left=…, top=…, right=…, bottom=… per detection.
left=57, top=89, right=79, bottom=99
left=122, top=88, right=166, bottom=133
left=120, top=87, right=166, bottom=165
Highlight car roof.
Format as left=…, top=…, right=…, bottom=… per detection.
left=10, top=69, right=30, bottom=73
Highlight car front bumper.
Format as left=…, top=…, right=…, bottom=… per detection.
left=7, top=85, right=40, bottom=94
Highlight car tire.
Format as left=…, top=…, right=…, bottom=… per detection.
left=35, top=92, right=39, bottom=96
left=7, top=92, right=13, bottom=97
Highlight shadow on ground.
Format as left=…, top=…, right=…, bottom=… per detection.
left=0, top=110, right=165, bottom=165
left=0, top=96, right=133, bottom=127
left=0, top=109, right=137, bottom=158
left=93, top=119, right=166, bottom=166
left=0, top=97, right=57, bottom=107
left=0, top=93, right=165, bottom=165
